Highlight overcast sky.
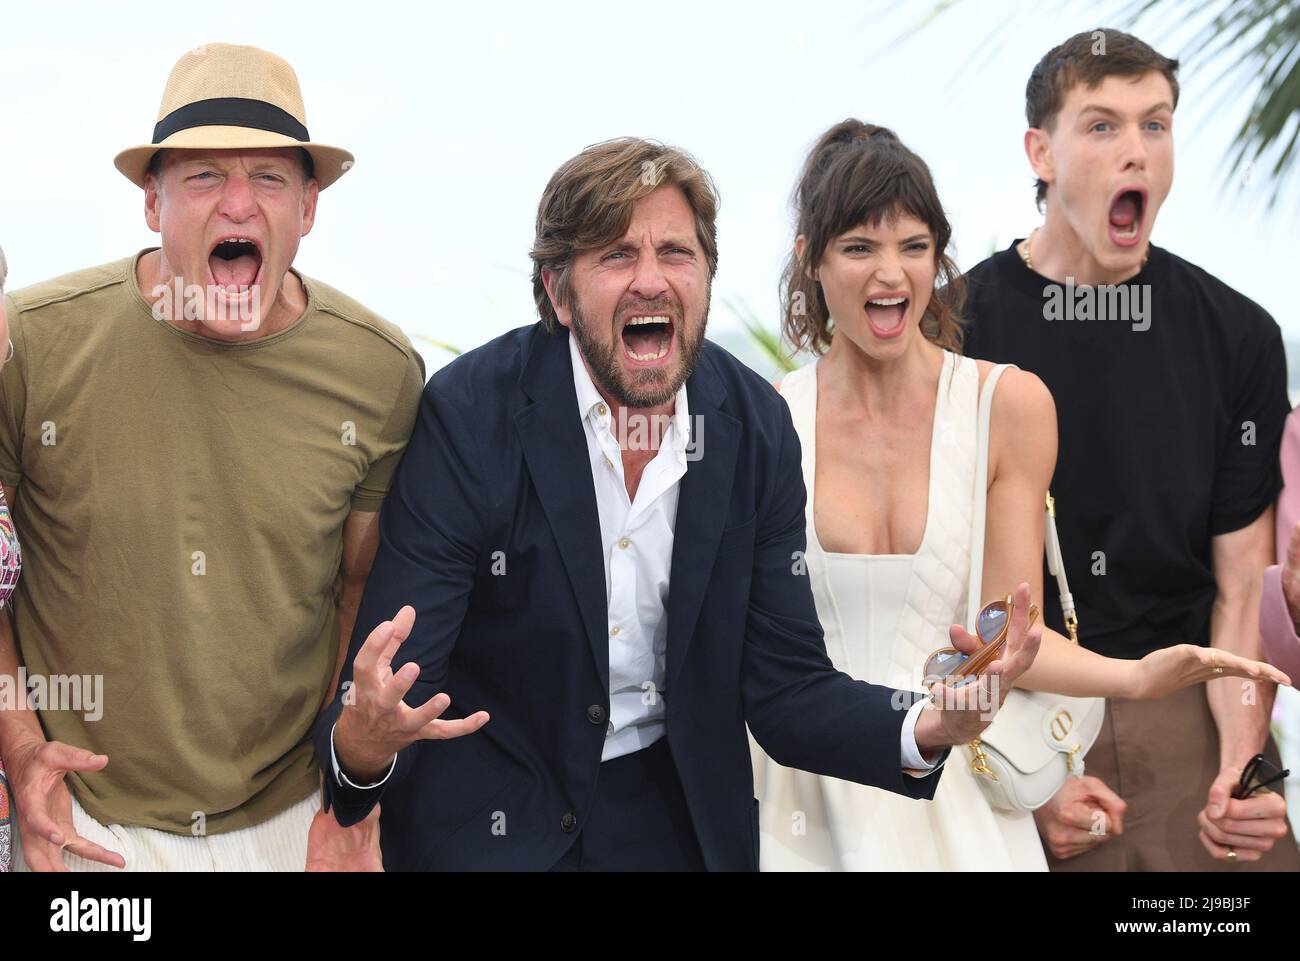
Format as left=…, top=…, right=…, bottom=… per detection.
left=2, top=0, right=1296, bottom=375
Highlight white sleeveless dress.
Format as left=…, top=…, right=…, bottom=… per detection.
left=749, top=351, right=1048, bottom=871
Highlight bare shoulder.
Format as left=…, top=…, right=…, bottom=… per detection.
left=979, top=364, right=1057, bottom=483
left=978, top=364, right=1056, bottom=432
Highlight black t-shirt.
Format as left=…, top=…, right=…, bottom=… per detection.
left=962, top=242, right=1289, bottom=659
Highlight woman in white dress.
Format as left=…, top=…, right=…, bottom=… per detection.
left=750, top=120, right=1290, bottom=871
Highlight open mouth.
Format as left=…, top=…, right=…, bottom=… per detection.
left=1107, top=188, right=1146, bottom=248
left=620, top=314, right=675, bottom=365
left=207, top=236, right=263, bottom=293
left=864, top=295, right=909, bottom=340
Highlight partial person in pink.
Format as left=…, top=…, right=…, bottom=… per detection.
left=1261, top=407, right=1300, bottom=681
left=0, top=243, right=22, bottom=873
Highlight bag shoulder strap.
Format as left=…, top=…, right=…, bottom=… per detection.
left=966, top=363, right=1015, bottom=630
left=964, top=362, right=1080, bottom=642
left=1045, top=494, right=1079, bottom=643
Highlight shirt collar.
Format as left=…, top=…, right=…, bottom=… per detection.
left=568, top=332, right=691, bottom=456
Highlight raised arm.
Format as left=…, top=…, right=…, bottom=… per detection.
left=322, top=509, right=381, bottom=711
left=0, top=484, right=124, bottom=871
left=315, top=384, right=491, bottom=826
left=1194, top=511, right=1293, bottom=863
left=981, top=369, right=1285, bottom=698
left=1260, top=407, right=1300, bottom=680
left=1208, top=511, right=1277, bottom=751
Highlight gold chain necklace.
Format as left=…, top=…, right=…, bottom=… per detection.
left=1018, top=227, right=1149, bottom=272
left=1017, top=229, right=1037, bottom=270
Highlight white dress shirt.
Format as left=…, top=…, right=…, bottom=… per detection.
left=568, top=334, right=689, bottom=760
left=329, top=334, right=941, bottom=787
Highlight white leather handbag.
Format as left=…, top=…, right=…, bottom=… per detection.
left=961, top=364, right=1105, bottom=813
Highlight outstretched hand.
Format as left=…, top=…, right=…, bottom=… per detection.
left=333, top=606, right=490, bottom=784
left=6, top=740, right=125, bottom=871
left=916, top=582, right=1044, bottom=752
left=1130, top=644, right=1289, bottom=699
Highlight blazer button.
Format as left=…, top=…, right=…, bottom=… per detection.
left=561, top=812, right=578, bottom=833
left=587, top=704, right=607, bottom=725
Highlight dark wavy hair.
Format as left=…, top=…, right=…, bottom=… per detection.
left=781, top=120, right=964, bottom=356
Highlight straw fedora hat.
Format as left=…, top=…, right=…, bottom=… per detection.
left=115, top=43, right=354, bottom=190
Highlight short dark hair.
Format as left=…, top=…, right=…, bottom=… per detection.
left=530, top=138, right=720, bottom=333
left=1027, top=29, right=1180, bottom=208
left=145, top=147, right=316, bottom=184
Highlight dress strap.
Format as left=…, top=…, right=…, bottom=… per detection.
left=778, top=361, right=819, bottom=506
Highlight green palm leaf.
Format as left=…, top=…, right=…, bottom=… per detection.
left=1121, top=0, right=1300, bottom=203
left=723, top=295, right=798, bottom=375
left=413, top=334, right=464, bottom=357
left=913, top=0, right=1300, bottom=202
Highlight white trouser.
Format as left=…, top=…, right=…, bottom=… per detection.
left=13, top=791, right=319, bottom=872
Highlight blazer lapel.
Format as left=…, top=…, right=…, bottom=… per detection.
left=666, top=350, right=741, bottom=695
left=515, top=326, right=610, bottom=688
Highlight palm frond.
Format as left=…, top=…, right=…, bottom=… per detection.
left=913, top=0, right=1300, bottom=201
left=723, top=295, right=798, bottom=375
left=413, top=335, right=464, bottom=356
left=1120, top=0, right=1300, bottom=202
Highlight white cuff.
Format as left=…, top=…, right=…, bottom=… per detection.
left=330, top=721, right=397, bottom=790
left=900, top=697, right=946, bottom=777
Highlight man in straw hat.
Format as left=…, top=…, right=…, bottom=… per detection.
left=0, top=44, right=422, bottom=870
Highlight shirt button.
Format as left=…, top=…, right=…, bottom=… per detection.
left=618, top=538, right=630, bottom=550
left=587, top=704, right=606, bottom=725
left=610, top=625, right=621, bottom=636
left=597, top=403, right=608, bottom=417
left=561, top=812, right=578, bottom=833
left=604, top=457, right=614, bottom=470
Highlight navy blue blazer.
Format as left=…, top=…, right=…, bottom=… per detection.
left=314, top=322, right=942, bottom=870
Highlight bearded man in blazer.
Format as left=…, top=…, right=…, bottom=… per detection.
left=315, top=138, right=1042, bottom=871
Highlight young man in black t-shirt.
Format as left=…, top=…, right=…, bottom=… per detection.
left=963, top=29, right=1299, bottom=871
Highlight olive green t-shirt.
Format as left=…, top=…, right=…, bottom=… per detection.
left=0, top=251, right=425, bottom=834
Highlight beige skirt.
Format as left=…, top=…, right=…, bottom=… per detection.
left=1048, top=683, right=1300, bottom=872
